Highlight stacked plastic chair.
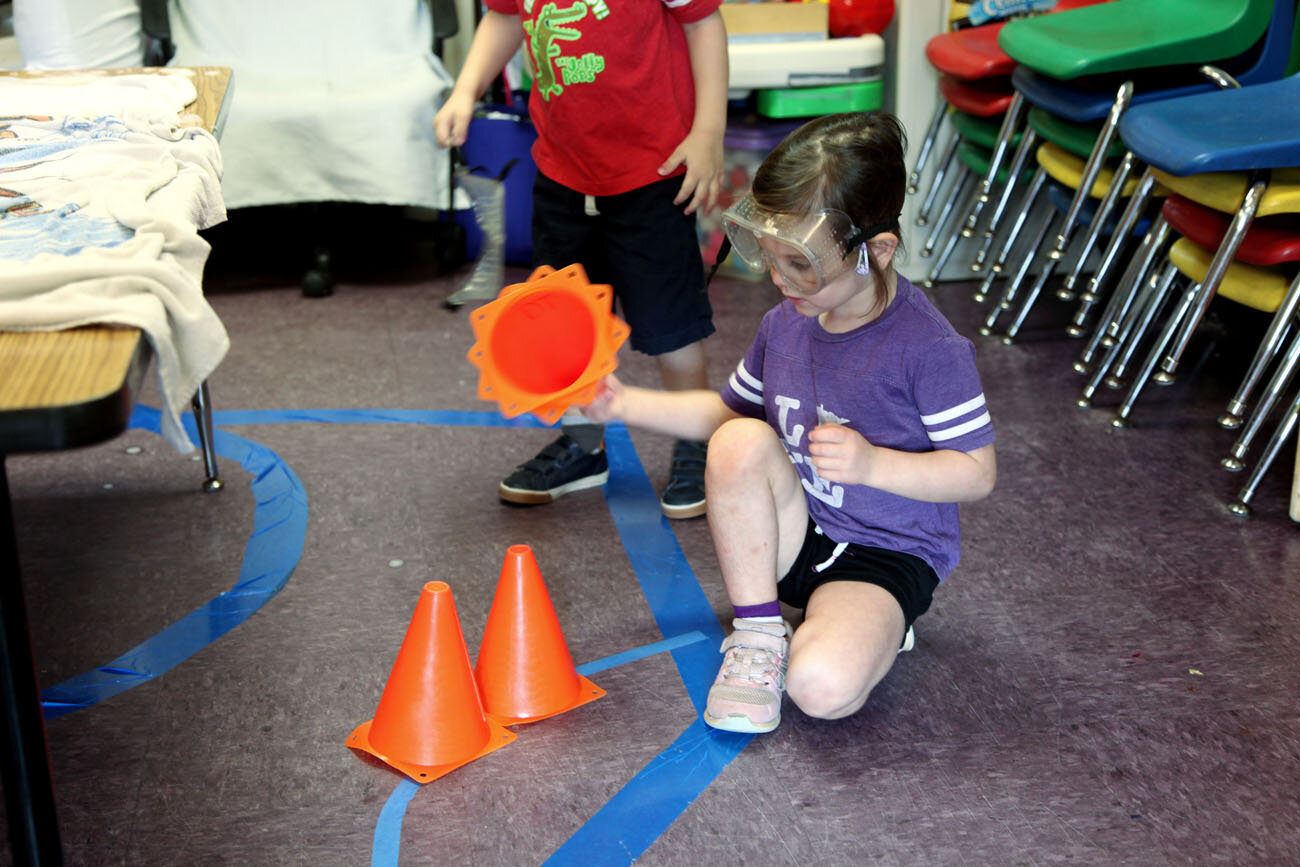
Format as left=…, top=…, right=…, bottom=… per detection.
left=912, top=8, right=1020, bottom=286
left=912, top=0, right=1105, bottom=288
left=973, top=0, right=1293, bottom=342
left=1075, top=69, right=1300, bottom=517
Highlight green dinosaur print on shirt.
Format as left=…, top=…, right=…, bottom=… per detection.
left=525, top=2, right=608, bottom=101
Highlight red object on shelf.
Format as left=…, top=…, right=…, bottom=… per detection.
left=828, top=0, right=894, bottom=37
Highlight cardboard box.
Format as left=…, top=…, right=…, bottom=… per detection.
left=719, top=2, right=828, bottom=42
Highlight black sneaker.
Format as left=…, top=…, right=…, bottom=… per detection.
left=660, top=439, right=707, bottom=519
left=498, top=434, right=610, bottom=505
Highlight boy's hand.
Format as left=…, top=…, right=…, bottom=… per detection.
left=580, top=374, right=626, bottom=423
left=807, top=424, right=876, bottom=487
left=434, top=92, right=477, bottom=148
left=659, top=129, right=724, bottom=215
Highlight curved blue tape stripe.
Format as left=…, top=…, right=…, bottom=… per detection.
left=542, top=424, right=753, bottom=865
left=371, top=778, right=422, bottom=867
left=40, top=405, right=308, bottom=720
left=370, top=630, right=711, bottom=867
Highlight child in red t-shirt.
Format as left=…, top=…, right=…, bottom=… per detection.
left=434, top=0, right=727, bottom=519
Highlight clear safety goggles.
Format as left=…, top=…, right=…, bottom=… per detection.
left=721, top=196, right=881, bottom=295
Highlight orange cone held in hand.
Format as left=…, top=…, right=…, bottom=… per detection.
left=475, top=545, right=605, bottom=724
left=466, top=264, right=630, bottom=425
left=348, top=581, right=514, bottom=782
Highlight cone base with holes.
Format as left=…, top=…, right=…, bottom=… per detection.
left=347, top=581, right=516, bottom=783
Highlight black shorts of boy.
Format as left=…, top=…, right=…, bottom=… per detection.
left=531, top=171, right=716, bottom=356
left=778, top=519, right=940, bottom=630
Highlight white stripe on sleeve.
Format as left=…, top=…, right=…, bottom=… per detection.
left=928, top=411, right=992, bottom=443
left=728, top=372, right=763, bottom=406
left=920, top=394, right=986, bottom=426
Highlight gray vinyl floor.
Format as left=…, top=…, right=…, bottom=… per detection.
left=5, top=207, right=1299, bottom=865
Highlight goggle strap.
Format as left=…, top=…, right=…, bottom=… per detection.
left=844, top=217, right=900, bottom=255
left=705, top=234, right=732, bottom=290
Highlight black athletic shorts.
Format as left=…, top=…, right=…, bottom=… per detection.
left=777, top=519, right=941, bottom=628
left=530, top=171, right=716, bottom=356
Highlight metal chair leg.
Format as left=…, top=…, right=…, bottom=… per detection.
left=190, top=381, right=223, bottom=493
left=972, top=127, right=1039, bottom=272
left=1159, top=178, right=1267, bottom=382
left=909, top=96, right=949, bottom=195
left=1079, top=265, right=1178, bottom=407
left=982, top=206, right=1055, bottom=336
left=1228, top=380, right=1300, bottom=517
left=922, top=165, right=972, bottom=257
left=1075, top=214, right=1170, bottom=372
left=1071, top=166, right=1156, bottom=331
left=1112, top=279, right=1201, bottom=428
left=975, top=91, right=1025, bottom=210
left=917, top=133, right=960, bottom=227
left=1003, top=242, right=1062, bottom=343
left=1220, top=273, right=1300, bottom=429
left=974, top=166, right=1047, bottom=303
left=925, top=172, right=978, bottom=285
left=1222, top=329, right=1300, bottom=472
left=1049, top=82, right=1133, bottom=262
left=1103, top=262, right=1180, bottom=389
left=1059, top=150, right=1136, bottom=302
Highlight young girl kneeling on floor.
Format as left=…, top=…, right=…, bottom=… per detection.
left=582, top=111, right=998, bottom=733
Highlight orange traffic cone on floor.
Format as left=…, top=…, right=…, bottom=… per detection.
left=348, top=581, right=515, bottom=783
left=475, top=545, right=605, bottom=725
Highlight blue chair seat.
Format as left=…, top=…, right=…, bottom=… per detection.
left=1118, top=74, right=1300, bottom=175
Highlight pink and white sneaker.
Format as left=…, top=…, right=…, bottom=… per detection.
left=703, top=618, right=793, bottom=734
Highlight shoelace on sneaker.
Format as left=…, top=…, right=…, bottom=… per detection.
left=719, top=631, right=787, bottom=690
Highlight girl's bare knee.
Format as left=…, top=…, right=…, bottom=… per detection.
left=706, top=418, right=781, bottom=486
left=785, top=662, right=871, bottom=720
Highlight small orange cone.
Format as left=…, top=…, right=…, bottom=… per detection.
left=348, top=581, right=515, bottom=782
left=475, top=545, right=605, bottom=725
left=466, top=264, right=630, bottom=425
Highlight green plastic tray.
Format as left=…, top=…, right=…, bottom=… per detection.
left=756, top=80, right=883, bottom=119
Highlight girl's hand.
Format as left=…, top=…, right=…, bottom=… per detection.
left=580, top=374, right=626, bottom=423
left=807, top=424, right=877, bottom=487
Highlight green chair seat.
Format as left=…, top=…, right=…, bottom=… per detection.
left=950, top=110, right=1023, bottom=151
left=1026, top=106, right=1125, bottom=160
left=998, top=0, right=1275, bottom=80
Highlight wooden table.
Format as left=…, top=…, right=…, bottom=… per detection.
left=0, top=66, right=230, bottom=866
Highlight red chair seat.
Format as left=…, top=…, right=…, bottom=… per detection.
left=927, top=21, right=1014, bottom=80
left=1162, top=194, right=1300, bottom=267
left=938, top=74, right=1014, bottom=117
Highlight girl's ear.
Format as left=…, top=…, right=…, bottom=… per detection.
left=867, top=234, right=898, bottom=271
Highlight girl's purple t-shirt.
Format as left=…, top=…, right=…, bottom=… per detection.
left=720, top=276, right=995, bottom=581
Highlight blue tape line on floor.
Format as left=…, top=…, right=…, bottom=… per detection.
left=212, top=408, right=550, bottom=428
left=575, top=631, right=707, bottom=677
left=541, top=424, right=753, bottom=865
left=31, top=404, right=748, bottom=861
left=40, top=405, right=308, bottom=721
left=371, top=778, right=421, bottom=867
left=370, top=630, right=709, bottom=867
